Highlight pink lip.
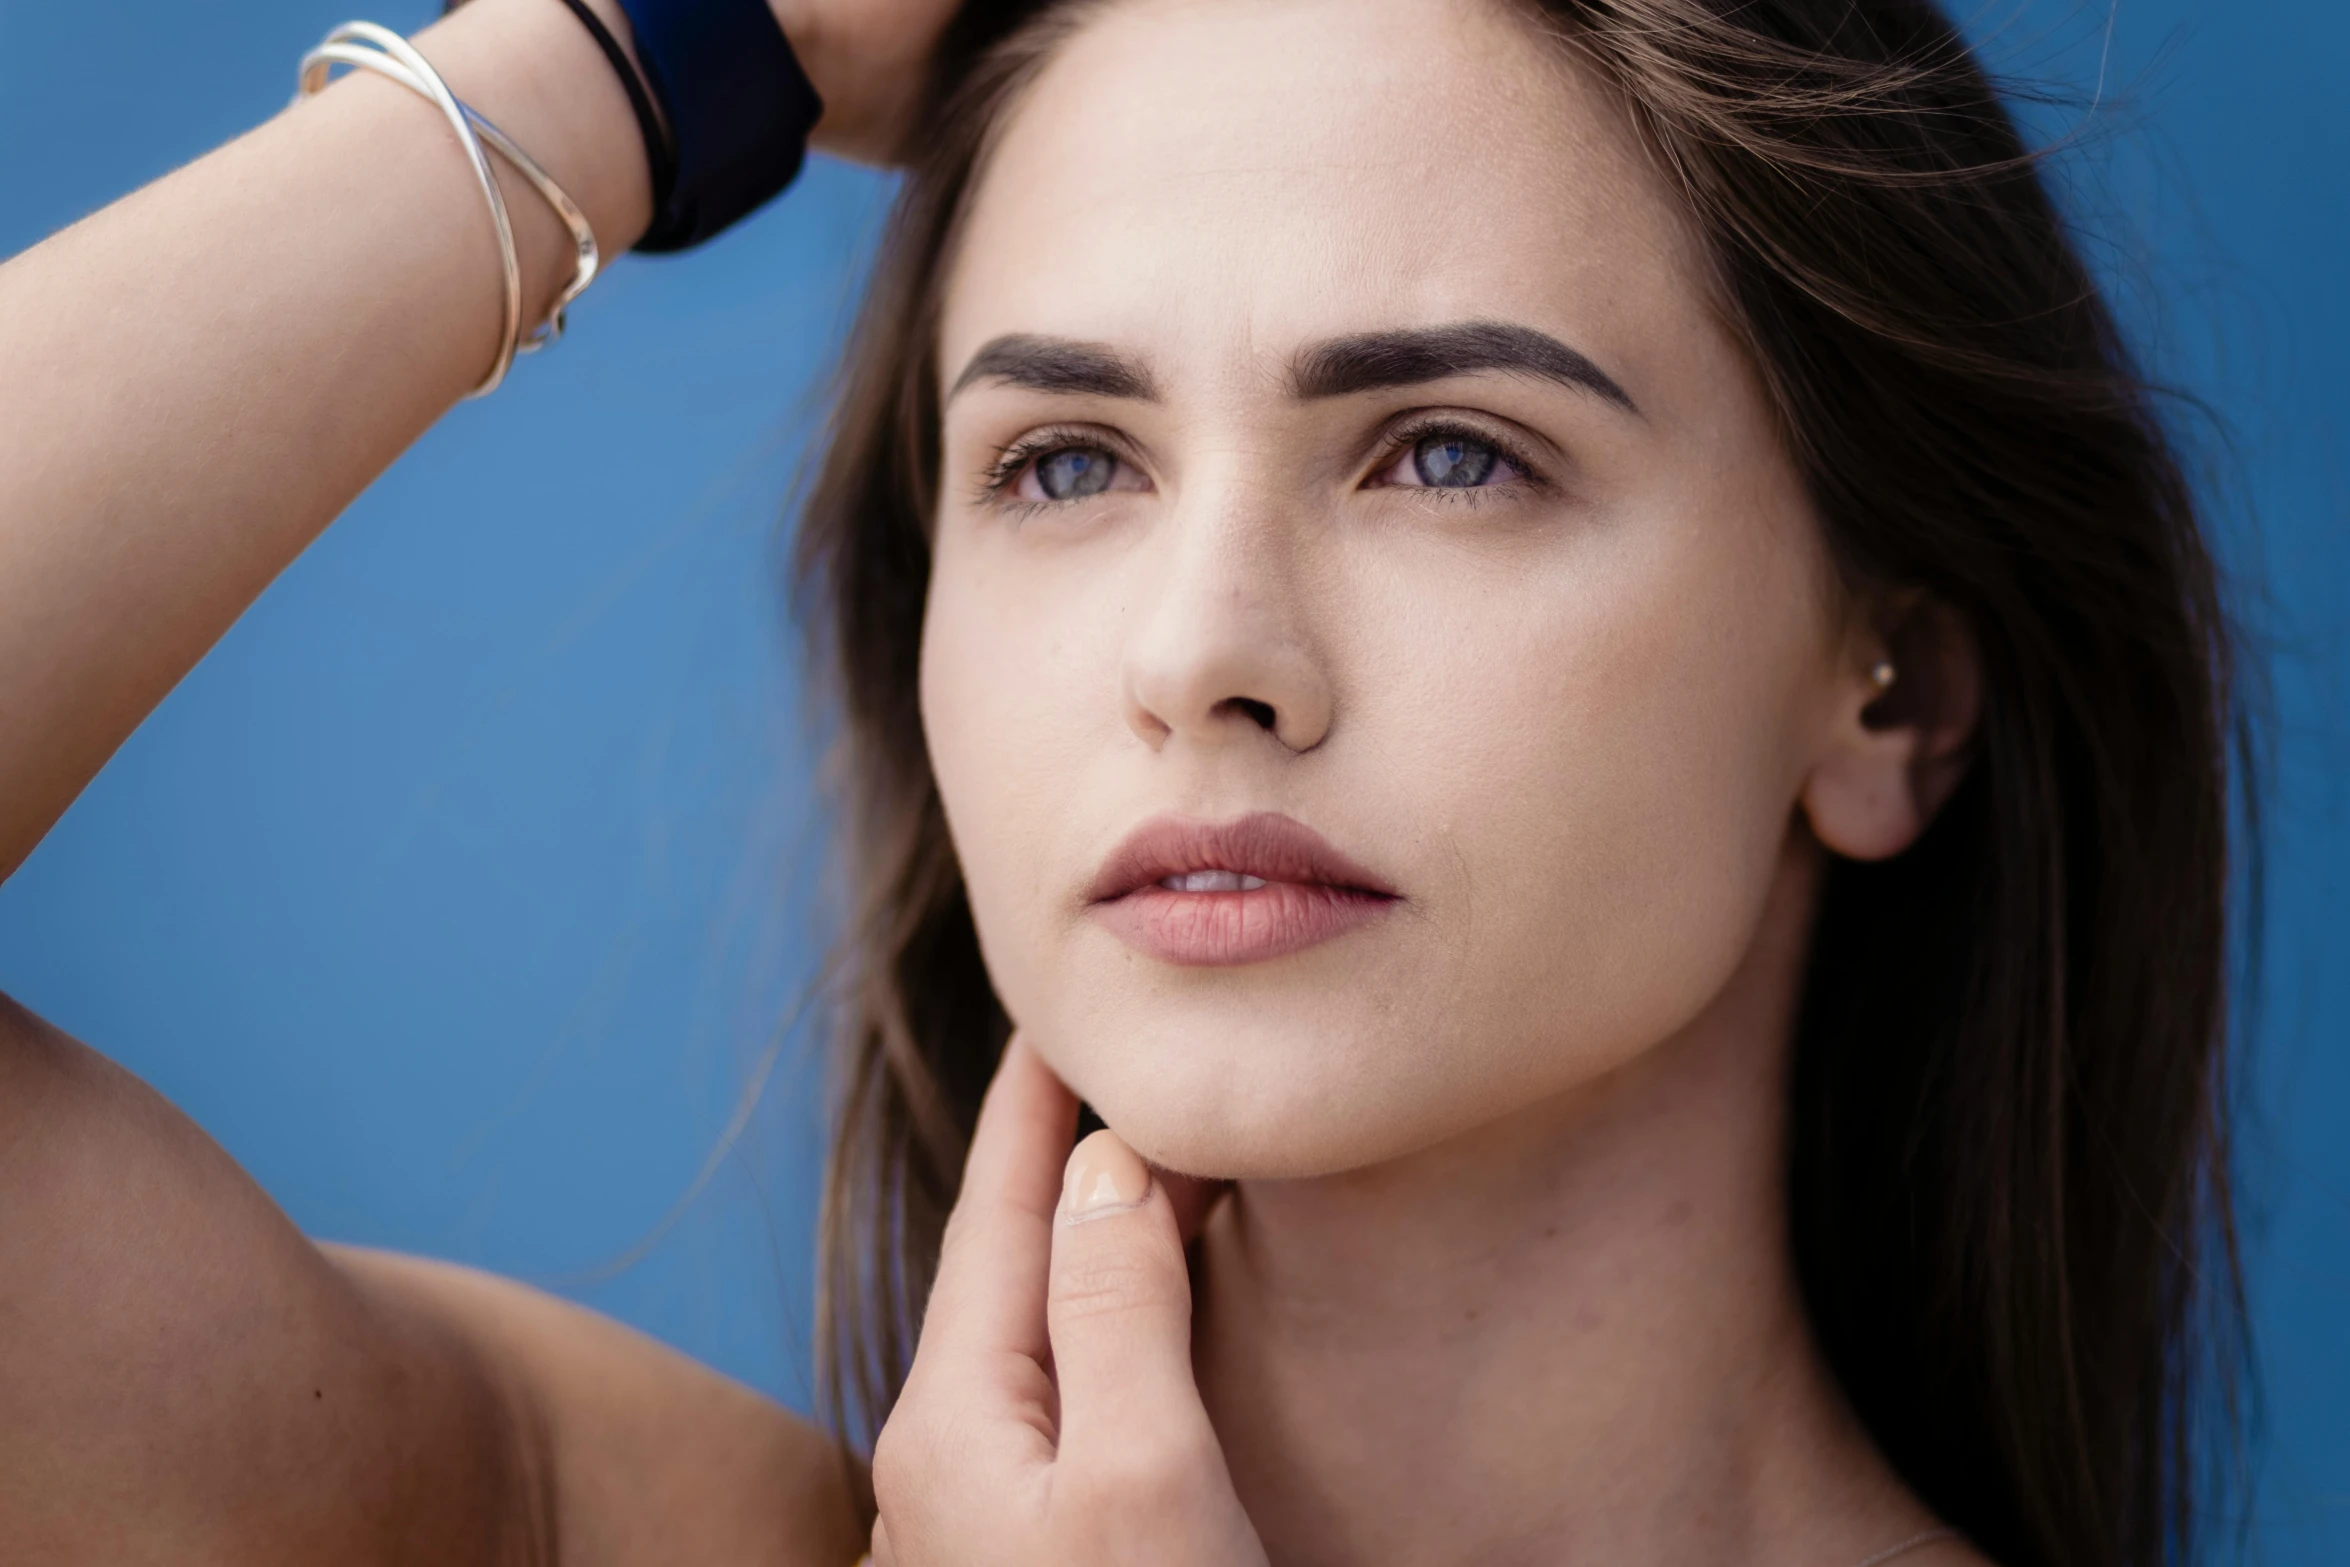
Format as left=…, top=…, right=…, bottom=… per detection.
left=1086, top=812, right=1399, bottom=967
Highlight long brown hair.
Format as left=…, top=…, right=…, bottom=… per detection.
left=791, top=3, right=2250, bottom=1563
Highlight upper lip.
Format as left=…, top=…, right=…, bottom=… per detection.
left=1086, top=812, right=1398, bottom=903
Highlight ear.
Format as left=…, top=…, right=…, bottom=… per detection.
left=1800, top=593, right=1982, bottom=862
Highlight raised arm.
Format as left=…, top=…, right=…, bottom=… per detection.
left=0, top=992, right=866, bottom=1565
left=0, top=0, right=654, bottom=881
left=0, top=0, right=946, bottom=884
left=0, top=1, right=953, bottom=1557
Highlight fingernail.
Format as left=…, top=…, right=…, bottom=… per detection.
left=1063, top=1129, right=1151, bottom=1219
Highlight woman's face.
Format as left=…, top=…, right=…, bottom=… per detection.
left=922, top=0, right=1856, bottom=1178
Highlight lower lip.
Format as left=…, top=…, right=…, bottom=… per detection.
left=1090, top=881, right=1394, bottom=966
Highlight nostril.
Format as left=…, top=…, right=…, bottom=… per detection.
left=1229, top=698, right=1277, bottom=731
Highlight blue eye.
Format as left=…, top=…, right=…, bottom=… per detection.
left=1034, top=446, right=1117, bottom=500
left=1411, top=432, right=1499, bottom=488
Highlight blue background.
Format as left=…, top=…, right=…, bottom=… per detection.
left=0, top=0, right=2341, bottom=1556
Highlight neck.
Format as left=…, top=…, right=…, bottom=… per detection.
left=1191, top=839, right=1934, bottom=1567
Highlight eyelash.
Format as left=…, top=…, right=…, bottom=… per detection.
left=978, top=424, right=1132, bottom=506
left=1369, top=416, right=1546, bottom=499
left=974, top=414, right=1548, bottom=509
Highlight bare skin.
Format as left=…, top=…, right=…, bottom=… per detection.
left=0, top=0, right=920, bottom=1560
left=0, top=0, right=938, bottom=886
left=0, top=998, right=859, bottom=1565
left=3, top=0, right=1994, bottom=1563
left=897, top=1, right=1983, bottom=1564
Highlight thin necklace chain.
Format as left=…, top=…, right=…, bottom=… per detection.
left=1847, top=1527, right=1960, bottom=1567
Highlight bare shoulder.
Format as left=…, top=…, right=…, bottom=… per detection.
left=0, top=992, right=534, bottom=1564
left=335, top=1248, right=865, bottom=1567
left=0, top=993, right=860, bottom=1567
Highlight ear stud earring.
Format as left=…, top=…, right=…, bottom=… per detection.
left=1869, top=660, right=1898, bottom=690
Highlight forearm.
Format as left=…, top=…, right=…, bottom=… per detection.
left=0, top=0, right=650, bottom=881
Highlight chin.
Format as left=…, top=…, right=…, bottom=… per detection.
left=985, top=872, right=1769, bottom=1184
left=1023, top=975, right=1548, bottom=1182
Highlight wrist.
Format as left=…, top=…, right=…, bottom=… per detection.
left=413, top=0, right=654, bottom=283
left=609, top=0, right=822, bottom=248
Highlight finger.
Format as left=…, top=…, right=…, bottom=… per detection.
left=1047, top=1130, right=1218, bottom=1456
left=866, top=1514, right=893, bottom=1567
left=915, top=1035, right=1078, bottom=1370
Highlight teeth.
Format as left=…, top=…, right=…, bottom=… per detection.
left=1159, top=870, right=1269, bottom=893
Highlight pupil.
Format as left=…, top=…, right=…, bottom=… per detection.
left=1413, top=433, right=1497, bottom=488
left=1038, top=447, right=1114, bottom=500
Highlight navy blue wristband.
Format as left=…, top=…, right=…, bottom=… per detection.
left=614, top=0, right=824, bottom=252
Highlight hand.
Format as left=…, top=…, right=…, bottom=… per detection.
left=869, top=1038, right=1266, bottom=1567
left=767, top=0, right=965, bottom=163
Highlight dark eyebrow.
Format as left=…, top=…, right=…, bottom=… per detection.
left=1290, top=320, right=1639, bottom=414
left=948, top=334, right=1158, bottom=402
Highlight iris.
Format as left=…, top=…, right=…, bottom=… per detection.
left=1036, top=446, right=1116, bottom=500
left=1412, top=432, right=1497, bottom=488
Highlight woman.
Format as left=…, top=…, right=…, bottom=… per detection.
left=0, top=0, right=2243, bottom=1563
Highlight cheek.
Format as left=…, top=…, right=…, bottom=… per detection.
left=1270, top=504, right=1831, bottom=1133
left=1426, top=521, right=1827, bottom=1047
left=917, top=528, right=1108, bottom=1025
left=920, top=552, right=1024, bottom=999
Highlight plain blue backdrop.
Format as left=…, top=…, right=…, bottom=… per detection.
left=0, top=0, right=2342, bottom=1556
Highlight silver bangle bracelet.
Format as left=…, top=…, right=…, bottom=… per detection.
left=295, top=21, right=601, bottom=397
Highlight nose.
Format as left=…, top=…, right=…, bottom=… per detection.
left=1119, top=482, right=1334, bottom=755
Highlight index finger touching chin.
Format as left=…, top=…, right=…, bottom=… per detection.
left=960, top=1036, right=1078, bottom=1229
left=917, top=1035, right=1079, bottom=1367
